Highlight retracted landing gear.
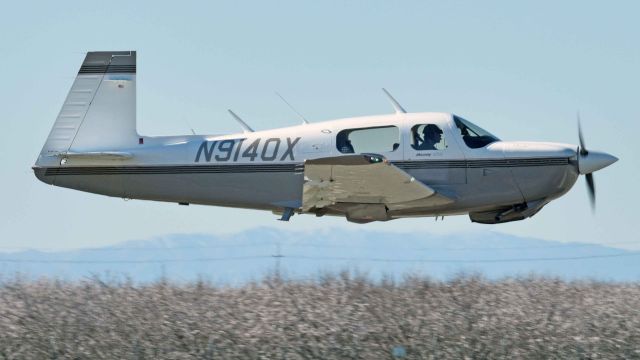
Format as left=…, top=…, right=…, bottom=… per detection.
left=494, top=203, right=528, bottom=223
left=469, top=200, right=547, bottom=224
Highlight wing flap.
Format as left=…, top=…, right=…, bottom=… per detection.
left=302, top=154, right=440, bottom=211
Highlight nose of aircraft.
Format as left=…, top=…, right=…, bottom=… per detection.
left=578, top=150, right=618, bottom=174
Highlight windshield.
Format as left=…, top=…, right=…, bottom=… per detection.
left=453, top=115, right=500, bottom=149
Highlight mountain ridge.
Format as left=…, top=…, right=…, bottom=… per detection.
left=0, top=228, right=637, bottom=283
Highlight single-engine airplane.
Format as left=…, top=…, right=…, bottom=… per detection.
left=33, top=51, right=618, bottom=224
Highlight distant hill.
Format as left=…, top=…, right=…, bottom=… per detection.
left=1, top=227, right=638, bottom=283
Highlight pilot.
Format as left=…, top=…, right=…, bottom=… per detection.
left=416, top=125, right=443, bottom=150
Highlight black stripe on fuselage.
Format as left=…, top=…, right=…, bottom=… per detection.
left=78, top=65, right=136, bottom=74
left=394, top=157, right=570, bottom=170
left=41, top=157, right=569, bottom=176
left=45, top=163, right=305, bottom=176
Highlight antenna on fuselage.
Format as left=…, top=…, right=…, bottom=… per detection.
left=227, top=110, right=254, bottom=133
left=275, top=91, right=310, bottom=125
left=183, top=118, right=196, bottom=135
left=382, top=88, right=406, bottom=114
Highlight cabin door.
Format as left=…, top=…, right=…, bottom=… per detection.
left=400, top=121, right=467, bottom=184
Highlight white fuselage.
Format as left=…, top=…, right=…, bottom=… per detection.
left=35, top=51, right=619, bottom=224
left=34, top=112, right=581, bottom=223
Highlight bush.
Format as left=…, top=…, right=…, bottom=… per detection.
left=0, top=274, right=638, bottom=359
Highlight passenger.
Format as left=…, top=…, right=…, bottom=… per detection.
left=342, top=140, right=355, bottom=153
left=337, top=132, right=355, bottom=153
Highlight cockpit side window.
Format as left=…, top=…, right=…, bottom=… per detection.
left=411, top=124, right=447, bottom=150
left=453, top=115, right=500, bottom=149
left=336, top=125, right=400, bottom=154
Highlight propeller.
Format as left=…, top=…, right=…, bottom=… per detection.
left=576, top=113, right=618, bottom=211
left=585, top=172, right=595, bottom=210
left=577, top=113, right=588, bottom=156
left=577, top=114, right=595, bottom=210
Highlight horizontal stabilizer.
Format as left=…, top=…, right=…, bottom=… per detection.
left=46, top=151, right=134, bottom=161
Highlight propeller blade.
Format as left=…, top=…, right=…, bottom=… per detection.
left=585, top=173, right=595, bottom=211
left=577, top=112, right=588, bottom=156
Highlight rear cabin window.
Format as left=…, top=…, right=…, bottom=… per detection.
left=336, top=125, right=400, bottom=154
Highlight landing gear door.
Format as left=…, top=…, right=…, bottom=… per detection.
left=402, top=122, right=467, bottom=184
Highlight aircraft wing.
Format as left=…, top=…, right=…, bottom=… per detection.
left=302, top=154, right=448, bottom=211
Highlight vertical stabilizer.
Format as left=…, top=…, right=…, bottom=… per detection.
left=37, top=51, right=138, bottom=167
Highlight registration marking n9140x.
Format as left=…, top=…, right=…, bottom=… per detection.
left=194, top=137, right=301, bottom=163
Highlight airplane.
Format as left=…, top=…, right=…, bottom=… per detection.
left=33, top=51, right=618, bottom=224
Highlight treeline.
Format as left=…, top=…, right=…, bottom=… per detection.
left=0, top=273, right=638, bottom=359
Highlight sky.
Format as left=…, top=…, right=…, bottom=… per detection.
left=0, top=0, right=638, bottom=250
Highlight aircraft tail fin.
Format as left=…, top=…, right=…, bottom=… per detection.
left=36, top=51, right=138, bottom=167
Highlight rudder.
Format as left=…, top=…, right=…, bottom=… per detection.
left=36, top=51, right=138, bottom=167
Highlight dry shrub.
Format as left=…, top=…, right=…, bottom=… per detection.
left=0, top=273, right=639, bottom=359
